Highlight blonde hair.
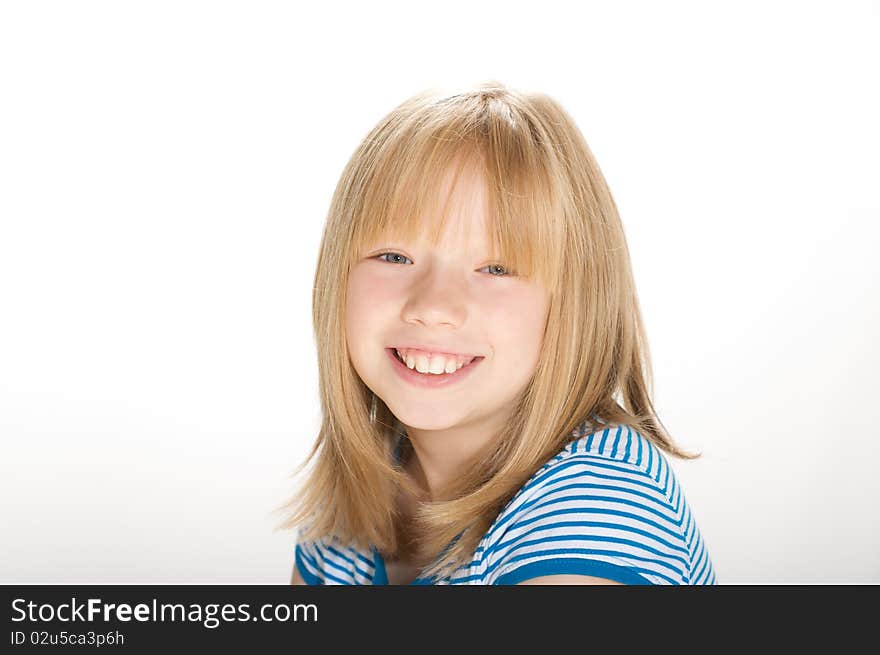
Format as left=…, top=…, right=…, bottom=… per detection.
left=275, top=80, right=701, bottom=582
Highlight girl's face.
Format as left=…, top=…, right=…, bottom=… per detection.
left=345, top=165, right=551, bottom=434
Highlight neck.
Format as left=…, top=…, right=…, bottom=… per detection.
left=399, top=411, right=509, bottom=501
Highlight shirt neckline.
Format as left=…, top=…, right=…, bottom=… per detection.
left=372, top=546, right=434, bottom=585
left=373, top=435, right=434, bottom=584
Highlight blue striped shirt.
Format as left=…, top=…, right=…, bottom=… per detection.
left=294, top=422, right=717, bottom=585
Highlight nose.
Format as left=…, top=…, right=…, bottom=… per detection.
left=400, top=265, right=469, bottom=328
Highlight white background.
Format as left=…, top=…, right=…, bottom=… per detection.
left=1, top=1, right=877, bottom=584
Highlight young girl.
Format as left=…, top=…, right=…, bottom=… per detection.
left=279, top=81, right=717, bottom=585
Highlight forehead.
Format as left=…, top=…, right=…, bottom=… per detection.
left=388, top=155, right=494, bottom=249
left=433, top=162, right=489, bottom=240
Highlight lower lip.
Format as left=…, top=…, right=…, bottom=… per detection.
left=386, top=348, right=484, bottom=389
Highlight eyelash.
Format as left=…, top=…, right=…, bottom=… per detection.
left=374, top=252, right=515, bottom=277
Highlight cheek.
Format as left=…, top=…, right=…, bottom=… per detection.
left=484, top=290, right=550, bottom=380
left=345, top=269, right=397, bottom=349
left=484, top=288, right=550, bottom=342
left=348, top=267, right=401, bottom=308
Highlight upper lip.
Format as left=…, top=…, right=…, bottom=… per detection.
left=389, top=344, right=484, bottom=359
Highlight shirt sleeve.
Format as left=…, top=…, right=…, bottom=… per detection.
left=294, top=539, right=327, bottom=585
left=294, top=533, right=377, bottom=585
left=482, top=458, right=692, bottom=585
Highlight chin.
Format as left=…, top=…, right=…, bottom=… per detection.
left=382, top=398, right=471, bottom=432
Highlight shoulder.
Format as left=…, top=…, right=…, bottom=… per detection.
left=502, top=422, right=676, bottom=522
left=478, top=423, right=693, bottom=585
left=548, top=422, right=669, bottom=481
left=516, top=574, right=623, bottom=585
left=294, top=530, right=378, bottom=585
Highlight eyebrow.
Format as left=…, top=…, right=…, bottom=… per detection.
left=366, top=244, right=504, bottom=261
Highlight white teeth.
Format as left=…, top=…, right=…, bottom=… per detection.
left=428, top=355, right=446, bottom=374
left=395, top=348, right=475, bottom=375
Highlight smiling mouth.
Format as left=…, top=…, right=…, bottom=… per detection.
left=388, top=348, right=484, bottom=376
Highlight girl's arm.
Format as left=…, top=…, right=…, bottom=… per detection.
left=290, top=562, right=307, bottom=585
left=517, top=575, right=622, bottom=585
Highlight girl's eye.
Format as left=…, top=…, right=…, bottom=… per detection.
left=482, top=263, right=511, bottom=276
left=374, top=252, right=513, bottom=277
left=377, top=252, right=412, bottom=265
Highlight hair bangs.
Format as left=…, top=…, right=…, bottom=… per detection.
left=348, top=95, right=565, bottom=291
